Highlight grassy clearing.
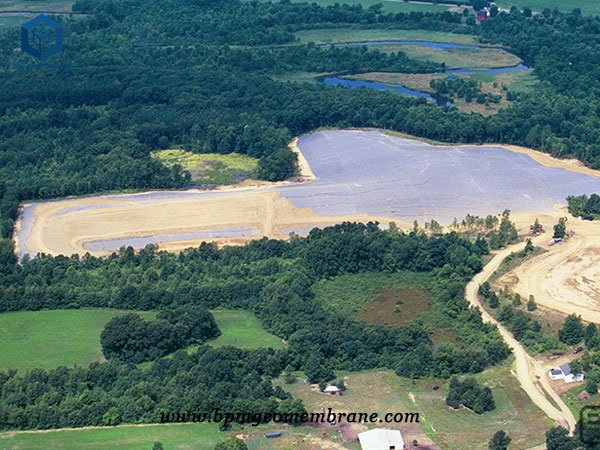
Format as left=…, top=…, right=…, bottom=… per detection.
left=210, top=309, right=285, bottom=350
left=152, top=149, right=258, bottom=186
left=398, top=45, right=520, bottom=69
left=295, top=28, right=478, bottom=45
left=0, top=309, right=155, bottom=371
left=0, top=423, right=222, bottom=450
left=311, top=271, right=458, bottom=345
left=278, top=360, right=551, bottom=449
left=311, top=271, right=431, bottom=317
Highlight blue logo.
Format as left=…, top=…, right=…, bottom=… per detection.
left=21, top=14, right=63, bottom=61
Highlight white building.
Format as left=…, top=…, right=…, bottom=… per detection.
left=548, top=364, right=584, bottom=383
left=358, top=428, right=405, bottom=450
left=323, top=385, right=343, bottom=395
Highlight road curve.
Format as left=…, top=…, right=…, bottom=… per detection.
left=465, top=236, right=577, bottom=433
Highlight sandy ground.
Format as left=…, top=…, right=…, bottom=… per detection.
left=502, top=208, right=600, bottom=323
left=18, top=190, right=407, bottom=258
left=465, top=235, right=578, bottom=433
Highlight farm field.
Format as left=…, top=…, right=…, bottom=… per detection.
left=0, top=308, right=281, bottom=371
left=0, top=0, right=73, bottom=12
left=151, top=149, right=258, bottom=186
left=294, top=28, right=478, bottom=45
left=278, top=360, right=552, bottom=449
left=0, top=309, right=155, bottom=371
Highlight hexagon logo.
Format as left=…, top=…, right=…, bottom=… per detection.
left=21, top=14, right=63, bottom=61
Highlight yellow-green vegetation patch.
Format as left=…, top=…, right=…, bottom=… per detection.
left=394, top=46, right=521, bottom=70
left=496, top=0, right=600, bottom=16
left=294, top=28, right=478, bottom=45
left=0, top=309, right=155, bottom=371
left=152, top=149, right=258, bottom=186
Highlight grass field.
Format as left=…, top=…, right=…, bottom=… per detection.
left=279, top=360, right=552, bottom=449
left=0, top=308, right=282, bottom=371
left=152, top=149, right=258, bottom=186
left=295, top=28, right=478, bottom=45
left=0, top=309, right=155, bottom=371
left=0, top=423, right=222, bottom=450
left=210, top=309, right=285, bottom=350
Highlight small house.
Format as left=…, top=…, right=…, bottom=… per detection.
left=561, top=363, right=584, bottom=383
left=358, top=428, right=404, bottom=450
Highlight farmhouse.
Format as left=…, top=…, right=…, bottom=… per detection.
left=548, top=364, right=584, bottom=383
left=358, top=428, right=405, bottom=450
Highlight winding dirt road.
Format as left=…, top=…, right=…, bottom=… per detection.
left=465, top=236, right=577, bottom=432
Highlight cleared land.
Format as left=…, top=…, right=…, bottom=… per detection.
left=16, top=130, right=600, bottom=258
left=294, top=28, right=478, bottom=45
left=278, top=361, right=551, bottom=450
left=0, top=308, right=281, bottom=371
left=151, top=149, right=258, bottom=186
left=500, top=210, right=600, bottom=323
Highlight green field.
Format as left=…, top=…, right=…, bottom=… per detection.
left=151, top=149, right=258, bottom=186
left=279, top=360, right=552, bottom=449
left=210, top=309, right=285, bottom=350
left=0, top=308, right=282, bottom=371
left=295, top=28, right=479, bottom=45
left=0, top=309, right=155, bottom=371
left=0, top=423, right=222, bottom=450
left=0, top=422, right=350, bottom=450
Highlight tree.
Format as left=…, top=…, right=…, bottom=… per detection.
left=527, top=295, right=537, bottom=311
left=512, top=293, right=522, bottom=306
left=152, top=443, right=164, bottom=450
left=586, top=379, right=598, bottom=395
left=524, top=239, right=534, bottom=253
left=489, top=430, right=511, bottom=450
left=553, top=217, right=567, bottom=239
left=531, top=218, right=543, bottom=234
left=488, top=292, right=499, bottom=308
left=214, top=438, right=248, bottom=450
left=545, top=426, right=576, bottom=450
left=559, top=314, right=583, bottom=345
left=523, top=6, right=532, bottom=17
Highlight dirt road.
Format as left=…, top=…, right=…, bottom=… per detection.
left=465, top=236, right=577, bottom=432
